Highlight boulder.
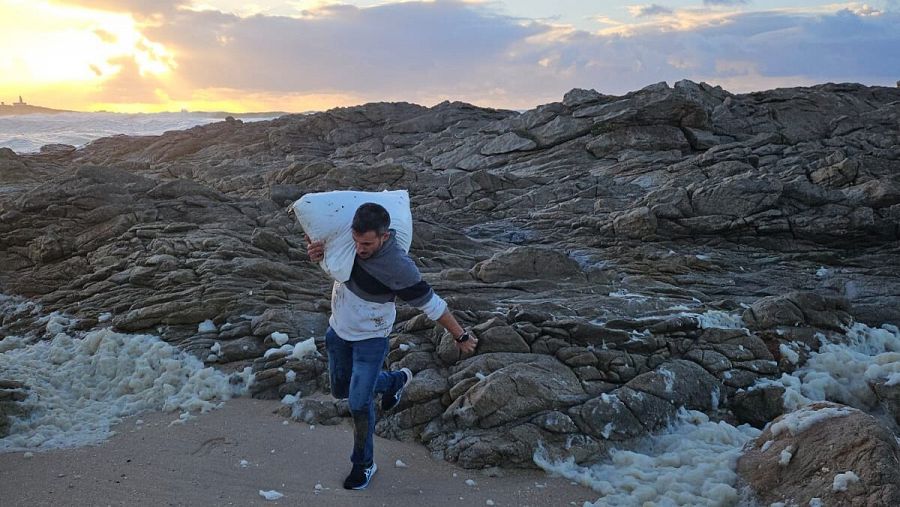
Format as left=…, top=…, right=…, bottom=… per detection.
left=586, top=125, right=690, bottom=158
left=612, top=207, right=658, bottom=239
left=737, top=402, right=900, bottom=506
left=250, top=308, right=329, bottom=339
left=444, top=354, right=587, bottom=429
left=480, top=133, right=536, bottom=155
left=742, top=292, right=852, bottom=331
left=870, top=379, right=900, bottom=426
left=470, top=246, right=582, bottom=283
left=730, top=385, right=786, bottom=428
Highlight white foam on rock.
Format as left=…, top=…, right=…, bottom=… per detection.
left=269, top=340, right=318, bottom=361
left=778, top=445, right=794, bottom=466
left=769, top=405, right=857, bottom=438
left=600, top=422, right=614, bottom=439
left=832, top=470, right=859, bottom=492
left=39, top=311, right=73, bottom=336
left=534, top=409, right=760, bottom=507
left=695, top=311, right=747, bottom=331
left=779, top=343, right=800, bottom=365
left=754, top=322, right=900, bottom=411
left=658, top=368, right=676, bottom=393
left=271, top=332, right=289, bottom=346
left=0, top=335, right=27, bottom=353
left=259, top=489, right=284, bottom=500
left=197, top=319, right=217, bottom=333
left=264, top=343, right=293, bottom=358
left=291, top=338, right=317, bottom=360
left=0, top=328, right=252, bottom=451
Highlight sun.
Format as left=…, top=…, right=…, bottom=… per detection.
left=0, top=0, right=174, bottom=90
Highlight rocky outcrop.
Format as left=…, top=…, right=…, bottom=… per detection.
left=1, top=81, right=899, bottom=479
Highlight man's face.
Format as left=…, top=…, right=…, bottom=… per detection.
left=352, top=230, right=389, bottom=259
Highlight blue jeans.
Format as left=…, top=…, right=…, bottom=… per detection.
left=325, top=327, right=406, bottom=466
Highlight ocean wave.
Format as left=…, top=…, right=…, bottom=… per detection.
left=0, top=112, right=277, bottom=153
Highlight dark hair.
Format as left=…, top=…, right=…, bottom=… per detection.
left=352, top=202, right=391, bottom=235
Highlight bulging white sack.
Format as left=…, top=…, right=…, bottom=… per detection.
left=290, top=190, right=413, bottom=282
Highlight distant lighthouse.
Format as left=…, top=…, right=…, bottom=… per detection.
left=14, top=95, right=26, bottom=106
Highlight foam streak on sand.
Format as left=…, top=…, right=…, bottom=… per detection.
left=534, top=409, right=760, bottom=507
left=0, top=328, right=252, bottom=451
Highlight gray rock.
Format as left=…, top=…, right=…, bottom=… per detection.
left=444, top=355, right=587, bottom=429
left=473, top=325, right=530, bottom=354
left=470, top=246, right=583, bottom=283
left=870, top=379, right=900, bottom=426
left=737, top=402, right=900, bottom=507
left=743, top=292, right=852, bottom=331
left=251, top=308, right=329, bottom=339
left=730, top=385, right=785, bottom=427
left=586, top=125, right=690, bottom=158
left=480, top=133, right=536, bottom=155
left=612, top=207, right=658, bottom=239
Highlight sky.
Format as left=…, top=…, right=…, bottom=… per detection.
left=0, top=0, right=897, bottom=113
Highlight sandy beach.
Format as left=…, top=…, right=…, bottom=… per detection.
left=0, top=398, right=596, bottom=506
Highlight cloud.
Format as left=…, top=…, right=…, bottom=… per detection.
left=629, top=4, right=674, bottom=18
left=139, top=2, right=547, bottom=101
left=96, top=55, right=168, bottom=101
left=703, top=0, right=748, bottom=5
left=43, top=1, right=900, bottom=109
left=51, top=0, right=187, bottom=15
left=92, top=28, right=117, bottom=43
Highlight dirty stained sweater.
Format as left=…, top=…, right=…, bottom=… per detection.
left=329, top=230, right=447, bottom=341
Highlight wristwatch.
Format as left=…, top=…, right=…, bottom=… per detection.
left=454, top=331, right=471, bottom=343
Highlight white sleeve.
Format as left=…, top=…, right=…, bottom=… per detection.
left=418, top=293, right=448, bottom=321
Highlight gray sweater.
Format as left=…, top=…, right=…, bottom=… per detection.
left=329, top=231, right=447, bottom=340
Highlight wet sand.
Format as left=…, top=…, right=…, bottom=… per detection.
left=0, top=397, right=596, bottom=506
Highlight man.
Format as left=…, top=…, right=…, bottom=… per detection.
left=306, top=202, right=477, bottom=490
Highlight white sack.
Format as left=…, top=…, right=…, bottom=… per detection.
left=290, top=190, right=413, bottom=282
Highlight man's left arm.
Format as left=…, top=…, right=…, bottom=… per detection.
left=435, top=309, right=477, bottom=354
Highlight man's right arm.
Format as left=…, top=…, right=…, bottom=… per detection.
left=306, top=237, right=324, bottom=263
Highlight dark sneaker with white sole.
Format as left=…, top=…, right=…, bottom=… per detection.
left=382, top=368, right=412, bottom=411
left=343, top=462, right=378, bottom=490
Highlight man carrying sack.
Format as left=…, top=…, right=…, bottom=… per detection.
left=306, top=202, right=477, bottom=490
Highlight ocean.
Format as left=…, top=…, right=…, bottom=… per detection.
left=0, top=112, right=280, bottom=154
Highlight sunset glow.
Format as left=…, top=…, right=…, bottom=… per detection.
left=1, top=0, right=896, bottom=113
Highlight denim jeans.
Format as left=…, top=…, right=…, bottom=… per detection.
left=325, top=326, right=406, bottom=466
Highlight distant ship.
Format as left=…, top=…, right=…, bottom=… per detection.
left=0, top=96, right=74, bottom=116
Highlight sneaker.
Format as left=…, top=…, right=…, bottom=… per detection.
left=343, top=462, right=378, bottom=490
left=382, top=368, right=413, bottom=411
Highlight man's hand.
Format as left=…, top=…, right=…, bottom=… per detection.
left=306, top=237, right=324, bottom=263
left=454, top=331, right=478, bottom=355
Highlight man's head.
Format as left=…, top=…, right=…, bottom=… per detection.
left=351, top=202, right=391, bottom=259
